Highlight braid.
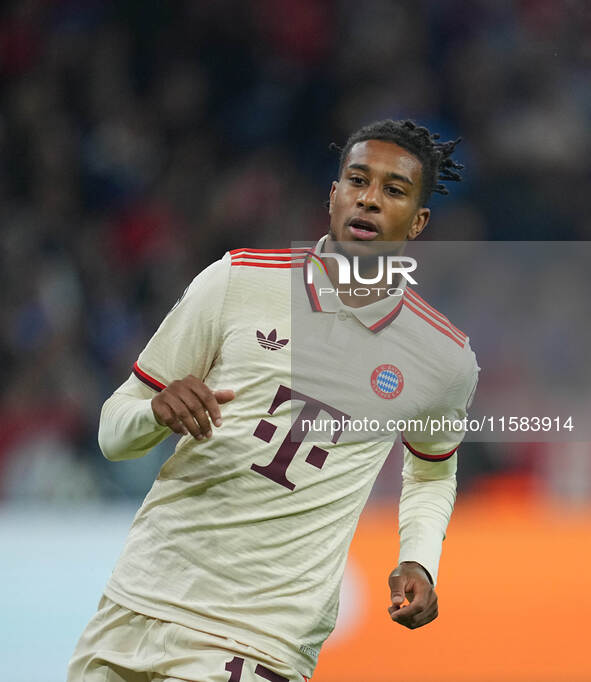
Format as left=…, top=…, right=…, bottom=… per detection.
left=332, top=119, right=464, bottom=205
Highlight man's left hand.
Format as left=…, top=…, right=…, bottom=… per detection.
left=388, top=561, right=438, bottom=629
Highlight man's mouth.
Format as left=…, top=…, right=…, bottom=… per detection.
left=347, top=218, right=380, bottom=241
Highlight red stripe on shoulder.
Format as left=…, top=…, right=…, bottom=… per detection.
left=230, top=248, right=308, bottom=269
left=402, top=436, right=458, bottom=461
left=230, top=253, right=303, bottom=262
left=230, top=247, right=310, bottom=255
left=133, top=362, right=166, bottom=392
left=403, top=298, right=465, bottom=347
left=406, top=289, right=466, bottom=339
left=231, top=261, right=304, bottom=269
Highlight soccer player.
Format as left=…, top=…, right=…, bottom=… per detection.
left=68, top=119, right=478, bottom=682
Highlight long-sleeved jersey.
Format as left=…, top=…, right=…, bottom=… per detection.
left=100, top=238, right=478, bottom=678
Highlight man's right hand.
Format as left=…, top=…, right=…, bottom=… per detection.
left=151, top=375, right=235, bottom=440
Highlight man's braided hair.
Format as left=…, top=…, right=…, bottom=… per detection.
left=331, top=119, right=464, bottom=205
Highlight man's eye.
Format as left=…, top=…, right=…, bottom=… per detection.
left=349, top=176, right=365, bottom=185
left=386, top=186, right=404, bottom=195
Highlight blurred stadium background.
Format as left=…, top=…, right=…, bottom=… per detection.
left=0, top=1, right=590, bottom=681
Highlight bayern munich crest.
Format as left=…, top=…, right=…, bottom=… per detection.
left=370, top=364, right=404, bottom=399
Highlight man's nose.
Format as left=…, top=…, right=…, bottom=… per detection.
left=356, top=183, right=381, bottom=211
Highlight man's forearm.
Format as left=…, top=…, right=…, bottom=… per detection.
left=98, top=375, right=170, bottom=461
left=397, top=472, right=457, bottom=586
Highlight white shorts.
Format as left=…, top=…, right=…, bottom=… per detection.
left=67, top=595, right=309, bottom=682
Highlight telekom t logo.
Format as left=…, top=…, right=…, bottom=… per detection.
left=251, top=385, right=350, bottom=490
left=305, top=252, right=418, bottom=285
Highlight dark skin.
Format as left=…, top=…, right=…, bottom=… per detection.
left=389, top=562, right=438, bottom=629
left=151, top=377, right=234, bottom=440
left=326, top=139, right=430, bottom=307
left=151, top=138, right=439, bottom=630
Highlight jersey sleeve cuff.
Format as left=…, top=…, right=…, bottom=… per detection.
left=401, top=435, right=458, bottom=461
left=132, top=361, right=167, bottom=392
left=398, top=525, right=444, bottom=586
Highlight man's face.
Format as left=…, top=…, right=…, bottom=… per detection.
left=328, top=139, right=430, bottom=253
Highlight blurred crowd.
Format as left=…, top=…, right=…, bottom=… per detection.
left=0, top=0, right=589, bottom=501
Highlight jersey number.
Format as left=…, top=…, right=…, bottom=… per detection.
left=225, top=656, right=290, bottom=681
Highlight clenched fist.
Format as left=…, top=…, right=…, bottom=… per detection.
left=388, top=561, right=438, bottom=629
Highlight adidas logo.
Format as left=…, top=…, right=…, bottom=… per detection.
left=257, top=329, right=289, bottom=351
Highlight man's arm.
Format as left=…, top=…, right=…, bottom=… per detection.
left=98, top=374, right=235, bottom=461
left=98, top=375, right=169, bottom=461
left=389, top=340, right=478, bottom=628
left=388, top=448, right=457, bottom=629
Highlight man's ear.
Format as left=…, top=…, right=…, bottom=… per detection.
left=328, top=180, right=338, bottom=215
left=408, top=207, right=430, bottom=240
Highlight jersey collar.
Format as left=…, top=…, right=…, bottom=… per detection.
left=303, top=235, right=406, bottom=334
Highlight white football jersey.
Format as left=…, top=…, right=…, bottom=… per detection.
left=101, top=237, right=478, bottom=678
